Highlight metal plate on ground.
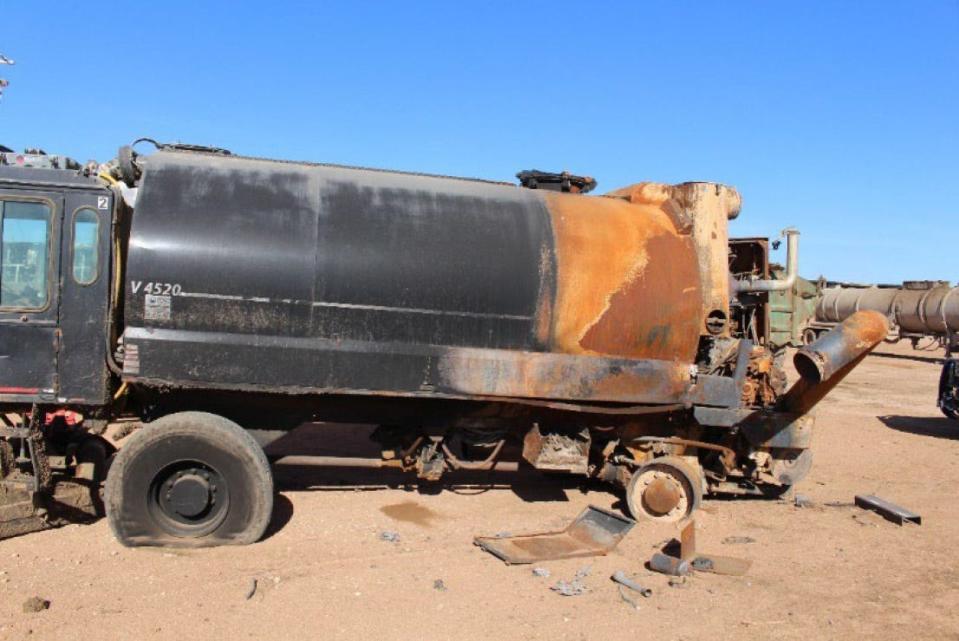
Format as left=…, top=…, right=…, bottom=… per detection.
left=474, top=506, right=636, bottom=564
left=854, top=494, right=921, bottom=526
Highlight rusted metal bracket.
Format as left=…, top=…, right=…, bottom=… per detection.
left=630, top=436, right=737, bottom=471
left=23, top=406, right=51, bottom=494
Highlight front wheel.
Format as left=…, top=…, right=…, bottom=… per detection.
left=104, top=412, right=274, bottom=547
left=625, top=456, right=703, bottom=523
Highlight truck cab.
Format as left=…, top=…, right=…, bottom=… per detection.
left=0, top=149, right=113, bottom=409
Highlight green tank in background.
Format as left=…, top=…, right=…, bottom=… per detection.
left=768, top=268, right=822, bottom=348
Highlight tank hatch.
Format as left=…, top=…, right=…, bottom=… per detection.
left=517, top=169, right=597, bottom=194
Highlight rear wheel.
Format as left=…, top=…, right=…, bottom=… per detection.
left=105, top=412, right=273, bottom=547
left=626, top=456, right=703, bottom=523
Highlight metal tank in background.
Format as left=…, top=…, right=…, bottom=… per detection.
left=817, top=281, right=959, bottom=342
left=814, top=280, right=959, bottom=421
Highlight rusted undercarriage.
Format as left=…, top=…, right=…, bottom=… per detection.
left=358, top=311, right=891, bottom=523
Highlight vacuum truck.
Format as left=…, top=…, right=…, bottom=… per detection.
left=0, top=141, right=887, bottom=547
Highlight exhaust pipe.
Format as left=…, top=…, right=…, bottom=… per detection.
left=783, top=310, right=889, bottom=414
left=733, top=228, right=799, bottom=293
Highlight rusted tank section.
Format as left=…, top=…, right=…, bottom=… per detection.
left=605, top=181, right=741, bottom=337
left=817, top=281, right=959, bottom=338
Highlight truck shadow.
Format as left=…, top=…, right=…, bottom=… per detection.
left=870, top=351, right=945, bottom=365
left=261, top=422, right=587, bottom=538
left=878, top=415, right=958, bottom=440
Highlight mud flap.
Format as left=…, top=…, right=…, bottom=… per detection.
left=474, top=506, right=635, bottom=564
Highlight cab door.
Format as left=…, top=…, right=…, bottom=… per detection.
left=0, top=191, right=61, bottom=401
left=57, top=190, right=112, bottom=404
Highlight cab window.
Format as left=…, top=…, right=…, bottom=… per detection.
left=0, top=201, right=51, bottom=309
left=72, top=209, right=100, bottom=285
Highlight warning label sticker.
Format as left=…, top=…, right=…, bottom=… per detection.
left=144, top=294, right=172, bottom=321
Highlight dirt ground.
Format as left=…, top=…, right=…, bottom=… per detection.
left=1, top=341, right=957, bottom=641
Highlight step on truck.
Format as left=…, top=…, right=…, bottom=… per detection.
left=0, top=141, right=888, bottom=546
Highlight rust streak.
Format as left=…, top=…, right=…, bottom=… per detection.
left=543, top=190, right=701, bottom=362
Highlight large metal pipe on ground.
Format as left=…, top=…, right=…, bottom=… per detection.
left=817, top=283, right=959, bottom=336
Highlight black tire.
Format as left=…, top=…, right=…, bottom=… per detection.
left=105, top=412, right=273, bottom=547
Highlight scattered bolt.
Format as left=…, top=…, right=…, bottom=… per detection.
left=611, top=570, right=652, bottom=598
left=379, top=530, right=401, bottom=543
left=244, top=578, right=257, bottom=600
left=722, top=536, right=756, bottom=545
left=531, top=567, right=551, bottom=578
left=668, top=576, right=688, bottom=588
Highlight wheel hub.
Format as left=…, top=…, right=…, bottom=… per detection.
left=643, top=476, right=682, bottom=515
left=149, top=461, right=227, bottom=536
left=167, top=473, right=212, bottom=518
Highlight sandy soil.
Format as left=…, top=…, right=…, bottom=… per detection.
left=1, top=341, right=957, bottom=641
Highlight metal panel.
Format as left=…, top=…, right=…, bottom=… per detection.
left=56, top=190, right=112, bottom=404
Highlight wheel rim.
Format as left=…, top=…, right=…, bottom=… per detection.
left=628, top=464, right=694, bottom=523
left=147, top=460, right=230, bottom=537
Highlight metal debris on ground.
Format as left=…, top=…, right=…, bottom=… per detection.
left=854, top=495, right=921, bottom=526
left=680, top=520, right=696, bottom=560
left=474, top=506, right=635, bottom=564
left=22, top=597, right=50, bottom=613
left=245, top=578, right=258, bottom=600
left=649, top=552, right=690, bottom=576
left=824, top=501, right=855, bottom=508
left=531, top=567, right=551, bottom=578
left=617, top=585, right=640, bottom=610
left=722, top=536, right=756, bottom=545
left=610, top=570, right=652, bottom=598
left=379, top=530, right=401, bottom=543
left=668, top=576, right=688, bottom=588
left=794, top=494, right=814, bottom=508
left=691, top=555, right=752, bottom=576
left=433, top=579, right=447, bottom=592
left=550, top=567, right=590, bottom=597
left=551, top=580, right=589, bottom=596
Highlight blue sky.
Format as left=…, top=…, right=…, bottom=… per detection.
left=1, top=1, right=956, bottom=283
